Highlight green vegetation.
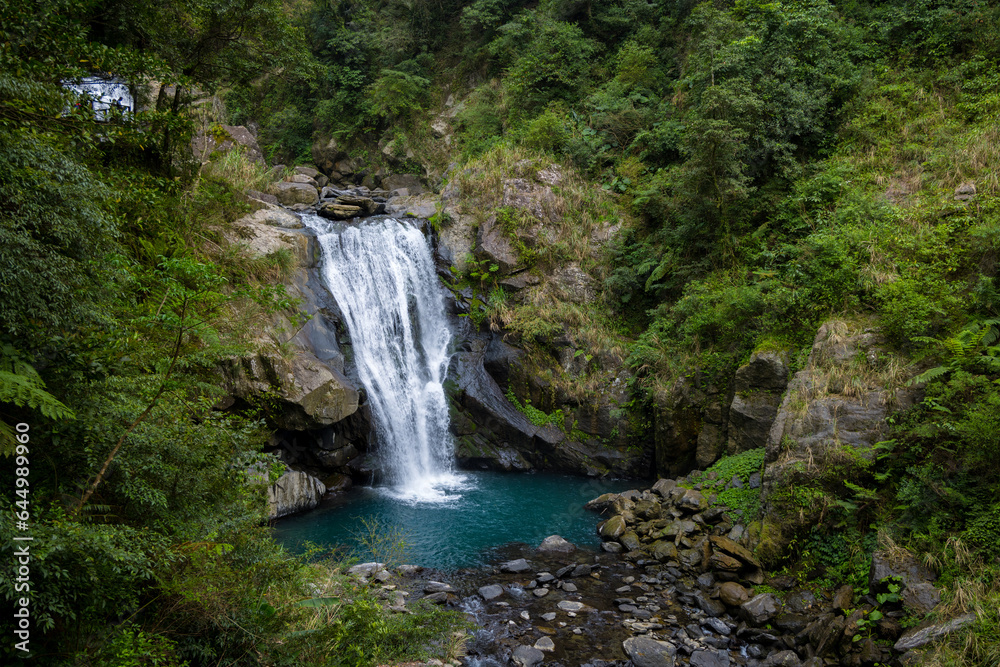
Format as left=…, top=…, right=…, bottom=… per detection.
left=0, top=2, right=466, bottom=664
left=5, top=0, right=1000, bottom=662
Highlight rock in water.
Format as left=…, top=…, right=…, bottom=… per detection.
left=479, top=584, right=503, bottom=600
left=501, top=558, right=532, bottom=573
left=267, top=470, right=325, bottom=519
left=622, top=636, right=677, bottom=667
left=512, top=645, right=545, bottom=667
left=538, top=534, right=576, bottom=553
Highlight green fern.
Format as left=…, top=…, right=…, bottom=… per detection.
left=0, top=346, right=75, bottom=456
left=910, top=318, right=1000, bottom=385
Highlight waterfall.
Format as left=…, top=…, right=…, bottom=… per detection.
left=302, top=214, right=464, bottom=501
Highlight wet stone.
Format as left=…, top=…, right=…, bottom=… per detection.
left=623, top=636, right=677, bottom=667
left=501, top=558, right=532, bottom=573
left=541, top=612, right=557, bottom=622
left=512, top=645, right=545, bottom=667
left=702, top=617, right=732, bottom=636
left=562, top=582, right=578, bottom=592
left=534, top=637, right=556, bottom=652
left=556, top=564, right=576, bottom=578
left=479, top=584, right=503, bottom=601
left=533, top=587, right=549, bottom=598
left=691, top=649, right=730, bottom=667
left=571, top=564, right=593, bottom=577
left=537, top=572, right=555, bottom=583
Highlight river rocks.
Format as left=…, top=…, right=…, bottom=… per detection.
left=385, top=192, right=438, bottom=218
left=501, top=558, right=532, bottom=573
left=557, top=600, right=592, bottom=613
left=512, top=645, right=545, bottom=667
left=719, top=581, right=750, bottom=607
left=622, top=636, right=677, bottom=667
left=318, top=203, right=361, bottom=219
left=690, top=650, right=729, bottom=667
left=479, top=584, right=504, bottom=600
left=267, top=469, right=325, bottom=518
left=740, top=594, right=782, bottom=626
left=269, top=181, right=319, bottom=206
left=538, top=535, right=576, bottom=553
left=382, top=173, right=425, bottom=195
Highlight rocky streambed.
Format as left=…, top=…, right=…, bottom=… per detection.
left=331, top=474, right=972, bottom=667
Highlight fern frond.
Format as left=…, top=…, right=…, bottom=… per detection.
left=908, top=365, right=951, bottom=386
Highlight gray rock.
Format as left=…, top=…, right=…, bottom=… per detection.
left=479, top=584, right=504, bottom=600
left=532, top=587, right=549, bottom=597
left=269, top=181, right=318, bottom=206
left=512, top=645, right=545, bottom=667
left=557, top=600, right=591, bottom=613
left=346, top=562, right=384, bottom=576
left=501, top=558, right=532, bottom=573
left=541, top=612, right=556, bottom=621
left=740, top=593, right=782, bottom=626
left=652, top=478, right=677, bottom=497
left=691, top=650, right=730, bottom=667
left=539, top=535, right=576, bottom=553
left=703, top=617, right=732, bottom=636
left=760, top=650, right=801, bottom=667
left=381, top=173, right=425, bottom=195
left=677, top=488, right=708, bottom=513
left=267, top=470, right=325, bottom=519
left=422, top=591, right=449, bottom=604
left=902, top=582, right=941, bottom=615
left=894, top=613, right=976, bottom=651
left=534, top=636, right=555, bottom=652
left=622, top=636, right=677, bottom=667
left=561, top=582, right=578, bottom=592
left=423, top=581, right=454, bottom=593
left=571, top=564, right=593, bottom=578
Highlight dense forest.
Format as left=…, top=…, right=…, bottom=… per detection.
left=1, top=0, right=999, bottom=665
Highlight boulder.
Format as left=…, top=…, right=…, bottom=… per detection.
left=512, top=645, right=545, bottom=667
left=690, top=650, right=730, bottom=667
left=318, top=203, right=362, bottom=220
left=719, top=582, right=750, bottom=607
left=893, top=613, right=976, bottom=651
left=599, top=515, right=628, bottom=539
left=269, top=181, right=318, bottom=206
left=385, top=192, right=439, bottom=219
left=192, top=124, right=265, bottom=165
left=740, top=593, right=782, bottom=626
left=381, top=173, right=425, bottom=195
left=479, top=584, right=504, bottom=600
left=500, top=558, right=531, bottom=573
left=538, top=535, right=576, bottom=553
left=622, top=636, right=677, bottom=667
left=760, top=650, right=802, bottom=667
left=223, top=352, right=359, bottom=431
left=267, top=470, right=325, bottom=519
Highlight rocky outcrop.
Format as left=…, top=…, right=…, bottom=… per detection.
left=761, top=319, right=920, bottom=539
left=267, top=469, right=326, bottom=518
left=726, top=350, right=789, bottom=456
left=192, top=124, right=265, bottom=165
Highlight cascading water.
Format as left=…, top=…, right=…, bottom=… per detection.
left=302, top=213, right=464, bottom=501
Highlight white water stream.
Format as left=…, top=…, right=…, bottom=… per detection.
left=302, top=214, right=465, bottom=502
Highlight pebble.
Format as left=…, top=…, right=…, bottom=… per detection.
left=541, top=612, right=557, bottom=621
left=562, top=582, right=578, bottom=592
left=616, top=585, right=633, bottom=593
left=520, top=611, right=530, bottom=621
left=533, top=587, right=549, bottom=598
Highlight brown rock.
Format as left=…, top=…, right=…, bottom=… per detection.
left=719, top=581, right=750, bottom=607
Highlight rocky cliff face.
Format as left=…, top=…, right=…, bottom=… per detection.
left=219, top=199, right=372, bottom=507
left=759, top=319, right=921, bottom=552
